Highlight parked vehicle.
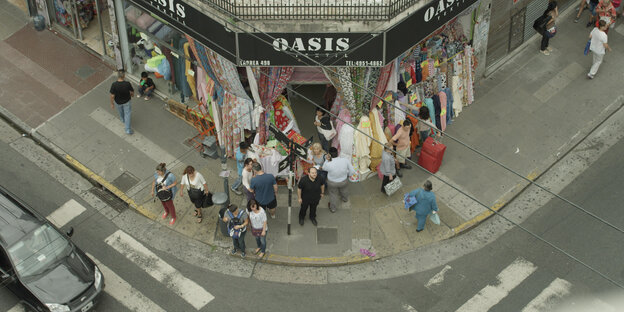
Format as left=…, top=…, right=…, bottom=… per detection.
left=0, top=186, right=103, bottom=312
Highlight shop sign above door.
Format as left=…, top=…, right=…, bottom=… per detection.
left=128, top=0, right=237, bottom=63
left=238, top=33, right=384, bottom=67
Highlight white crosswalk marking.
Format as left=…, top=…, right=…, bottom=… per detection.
left=521, top=278, right=571, bottom=312
left=425, top=265, right=452, bottom=289
left=46, top=199, right=86, bottom=228
left=456, top=258, right=537, bottom=312
left=88, top=254, right=166, bottom=312
left=402, top=303, right=418, bottom=312
left=104, top=230, right=214, bottom=310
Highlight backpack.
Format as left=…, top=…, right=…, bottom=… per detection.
left=227, top=210, right=246, bottom=238
left=156, top=172, right=172, bottom=201
left=533, top=14, right=551, bottom=33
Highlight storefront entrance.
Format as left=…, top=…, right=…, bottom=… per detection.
left=49, top=0, right=114, bottom=58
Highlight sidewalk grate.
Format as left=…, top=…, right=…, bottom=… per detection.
left=316, top=227, right=338, bottom=244
left=111, top=171, right=140, bottom=193
left=89, top=187, right=128, bottom=213
left=75, top=65, right=95, bottom=79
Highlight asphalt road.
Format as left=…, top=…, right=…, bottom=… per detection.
left=1, top=132, right=623, bottom=312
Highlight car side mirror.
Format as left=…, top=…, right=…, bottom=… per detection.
left=66, top=227, right=74, bottom=237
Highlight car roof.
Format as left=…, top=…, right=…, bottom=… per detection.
left=0, top=187, right=42, bottom=247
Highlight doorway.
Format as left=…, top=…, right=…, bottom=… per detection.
left=49, top=0, right=114, bottom=58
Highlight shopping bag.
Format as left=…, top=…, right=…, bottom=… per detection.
left=584, top=39, right=591, bottom=56
left=403, top=193, right=418, bottom=210
left=384, top=177, right=402, bottom=196
left=430, top=212, right=440, bottom=225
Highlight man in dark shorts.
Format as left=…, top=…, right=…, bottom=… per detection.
left=109, top=71, right=134, bottom=134
left=250, top=163, right=278, bottom=218
left=297, top=167, right=324, bottom=226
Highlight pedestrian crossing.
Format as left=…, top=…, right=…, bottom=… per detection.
left=6, top=198, right=214, bottom=312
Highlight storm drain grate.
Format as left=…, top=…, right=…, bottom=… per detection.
left=89, top=187, right=128, bottom=213
left=316, top=227, right=338, bottom=245
left=75, top=65, right=96, bottom=79
left=111, top=171, right=140, bottom=193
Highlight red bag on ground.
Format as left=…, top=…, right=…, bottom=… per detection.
left=418, top=137, right=446, bottom=173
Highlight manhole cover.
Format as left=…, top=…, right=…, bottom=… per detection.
left=316, top=227, right=338, bottom=245
left=111, top=171, right=140, bottom=193
left=75, top=65, right=96, bottom=79
left=89, top=187, right=128, bottom=213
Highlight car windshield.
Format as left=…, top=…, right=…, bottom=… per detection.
left=7, top=224, right=71, bottom=277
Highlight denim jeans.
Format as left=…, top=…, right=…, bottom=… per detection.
left=115, top=101, right=132, bottom=134
left=419, top=130, right=430, bottom=145
left=416, top=213, right=428, bottom=231
left=254, top=233, right=266, bottom=253
left=232, top=230, right=246, bottom=252
left=231, top=175, right=242, bottom=190
left=138, top=86, right=154, bottom=97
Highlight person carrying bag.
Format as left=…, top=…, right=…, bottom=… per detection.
left=179, top=166, right=212, bottom=223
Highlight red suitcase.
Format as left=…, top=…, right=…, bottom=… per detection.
left=418, top=137, right=446, bottom=173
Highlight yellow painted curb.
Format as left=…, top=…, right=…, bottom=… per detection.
left=261, top=253, right=372, bottom=267
left=65, top=155, right=159, bottom=220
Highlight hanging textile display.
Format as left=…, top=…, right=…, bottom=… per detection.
left=332, top=105, right=351, bottom=153
left=370, top=62, right=394, bottom=111
left=354, top=116, right=373, bottom=175
left=368, top=107, right=387, bottom=172
left=256, top=67, right=294, bottom=145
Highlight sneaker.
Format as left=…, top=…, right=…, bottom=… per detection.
left=161, top=212, right=168, bottom=219
left=299, top=218, right=304, bottom=226
left=169, top=218, right=176, bottom=225
left=231, top=249, right=237, bottom=255
left=270, top=213, right=276, bottom=219
left=144, top=96, right=150, bottom=101
left=587, top=73, right=594, bottom=79
left=586, top=21, right=593, bottom=27
left=310, top=218, right=318, bottom=226
left=241, top=252, right=246, bottom=258
left=136, top=94, right=141, bottom=98
left=547, top=47, right=553, bottom=52
left=230, top=187, right=242, bottom=195
left=541, top=50, right=550, bottom=56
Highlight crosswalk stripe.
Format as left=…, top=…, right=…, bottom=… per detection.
left=7, top=304, right=25, bottom=312
left=104, top=230, right=214, bottom=309
left=46, top=199, right=86, bottom=228
left=402, top=303, right=418, bottom=312
left=425, top=265, right=452, bottom=289
left=456, top=258, right=537, bottom=312
left=88, top=254, right=166, bottom=312
left=521, top=278, right=571, bottom=312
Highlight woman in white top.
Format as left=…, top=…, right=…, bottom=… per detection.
left=247, top=199, right=267, bottom=258
left=241, top=158, right=255, bottom=202
left=179, top=166, right=209, bottom=223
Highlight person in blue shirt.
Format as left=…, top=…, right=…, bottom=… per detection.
left=408, top=180, right=439, bottom=232
left=250, top=163, right=278, bottom=218
left=231, top=142, right=249, bottom=195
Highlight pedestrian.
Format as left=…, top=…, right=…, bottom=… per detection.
left=322, top=147, right=355, bottom=213
left=307, top=142, right=329, bottom=186
left=380, top=143, right=397, bottom=194
left=417, top=106, right=434, bottom=146
left=595, top=0, right=617, bottom=31
left=391, top=120, right=413, bottom=175
left=109, top=70, right=134, bottom=134
left=250, top=163, right=278, bottom=218
left=137, top=71, right=155, bottom=100
left=587, top=20, right=612, bottom=79
left=576, top=0, right=597, bottom=22
left=222, top=204, right=248, bottom=258
left=586, top=0, right=601, bottom=26
left=179, top=165, right=209, bottom=223
left=241, top=158, right=255, bottom=202
left=247, top=199, right=267, bottom=259
left=407, top=180, right=439, bottom=232
left=297, top=167, right=324, bottom=226
left=314, top=108, right=334, bottom=152
left=540, top=1, right=558, bottom=55
left=231, top=142, right=249, bottom=195
left=151, top=163, right=178, bottom=225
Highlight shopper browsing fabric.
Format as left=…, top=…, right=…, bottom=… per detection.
left=231, top=142, right=249, bottom=195
left=391, top=120, right=413, bottom=175
left=179, top=166, right=209, bottom=223
left=151, top=163, right=178, bottom=225
left=322, top=147, right=355, bottom=213
left=241, top=158, right=255, bottom=202
left=222, top=204, right=248, bottom=258
left=380, top=143, right=398, bottom=194
left=137, top=71, right=155, bottom=100
left=250, top=163, right=278, bottom=218
left=247, top=199, right=267, bottom=259
left=587, top=20, right=612, bottom=79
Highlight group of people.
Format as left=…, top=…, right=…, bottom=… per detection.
left=537, top=0, right=615, bottom=78
left=109, top=71, right=157, bottom=135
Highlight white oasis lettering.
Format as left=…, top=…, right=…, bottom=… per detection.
left=272, top=37, right=350, bottom=52
left=424, top=0, right=459, bottom=22
left=150, top=0, right=186, bottom=19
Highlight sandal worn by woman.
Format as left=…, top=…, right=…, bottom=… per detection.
left=257, top=252, right=265, bottom=259
left=254, top=248, right=261, bottom=255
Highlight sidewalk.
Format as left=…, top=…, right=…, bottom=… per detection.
left=2, top=2, right=623, bottom=265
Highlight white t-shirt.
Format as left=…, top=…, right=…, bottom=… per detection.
left=180, top=172, right=206, bottom=191
left=249, top=208, right=267, bottom=230
left=242, top=168, right=253, bottom=190
left=590, top=27, right=608, bottom=54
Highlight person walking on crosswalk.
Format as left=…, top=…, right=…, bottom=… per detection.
left=407, top=180, right=439, bottom=232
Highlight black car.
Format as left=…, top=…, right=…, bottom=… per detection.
left=0, top=186, right=104, bottom=312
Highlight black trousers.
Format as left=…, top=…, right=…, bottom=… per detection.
left=381, top=175, right=395, bottom=193
left=300, top=199, right=319, bottom=220
left=540, top=32, right=550, bottom=51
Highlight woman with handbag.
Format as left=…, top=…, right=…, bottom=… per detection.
left=307, top=143, right=329, bottom=186
left=380, top=143, right=398, bottom=194
left=540, top=1, right=558, bottom=55
left=179, top=166, right=210, bottom=223
left=151, top=163, right=178, bottom=225
left=247, top=199, right=268, bottom=259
